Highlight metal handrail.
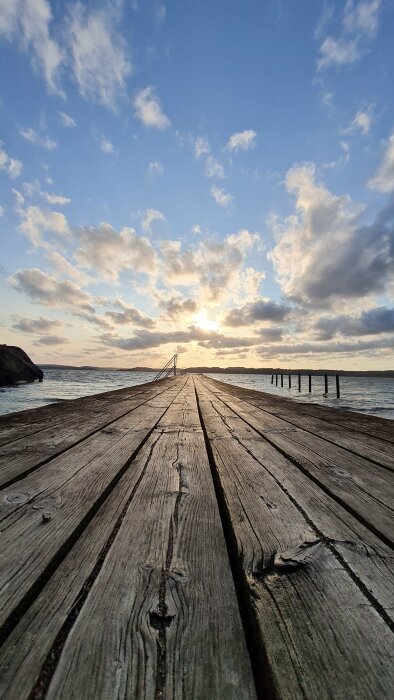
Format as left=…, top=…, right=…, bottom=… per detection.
left=153, top=354, right=178, bottom=381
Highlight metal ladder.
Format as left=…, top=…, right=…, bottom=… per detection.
left=153, top=353, right=178, bottom=381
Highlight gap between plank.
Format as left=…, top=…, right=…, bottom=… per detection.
left=193, top=380, right=277, bottom=700
left=0, top=380, right=180, bottom=492
left=0, top=380, right=187, bottom=661
left=203, top=379, right=393, bottom=473
left=204, top=383, right=394, bottom=551
left=203, top=390, right=394, bottom=634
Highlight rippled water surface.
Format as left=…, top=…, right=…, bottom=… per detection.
left=0, top=369, right=393, bottom=420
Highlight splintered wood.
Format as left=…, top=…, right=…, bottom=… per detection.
left=0, top=375, right=393, bottom=699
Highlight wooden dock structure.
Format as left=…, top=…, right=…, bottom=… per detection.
left=0, top=374, right=393, bottom=699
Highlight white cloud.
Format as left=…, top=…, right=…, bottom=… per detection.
left=148, top=161, right=164, bottom=177
left=20, top=127, right=57, bottom=150
left=41, top=192, right=71, bottom=205
left=317, top=37, right=361, bottom=69
left=141, top=208, right=166, bottom=234
left=46, top=250, right=90, bottom=286
left=17, top=205, right=70, bottom=248
left=318, top=1, right=381, bottom=70
left=204, top=155, right=225, bottom=179
left=0, top=144, right=22, bottom=178
left=100, top=137, right=114, bottom=154
left=269, top=163, right=393, bottom=307
left=0, top=0, right=64, bottom=94
left=133, top=86, right=170, bottom=129
left=74, top=223, right=157, bottom=282
left=12, top=315, right=62, bottom=333
left=191, top=224, right=202, bottom=235
left=11, top=267, right=96, bottom=313
left=58, top=111, right=76, bottom=128
left=343, top=0, right=381, bottom=39
left=194, top=136, right=210, bottom=159
left=210, top=185, right=233, bottom=208
left=66, top=2, right=131, bottom=109
left=154, top=3, right=166, bottom=23
left=342, top=106, right=374, bottom=135
left=368, top=132, right=394, bottom=192
left=226, top=130, right=257, bottom=152
left=0, top=205, right=4, bottom=216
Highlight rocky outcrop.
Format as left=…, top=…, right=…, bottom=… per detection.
left=0, top=345, right=44, bottom=387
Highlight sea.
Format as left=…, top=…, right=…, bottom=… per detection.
left=0, top=368, right=393, bottom=420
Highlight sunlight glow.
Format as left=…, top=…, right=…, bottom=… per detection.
left=194, top=309, right=219, bottom=332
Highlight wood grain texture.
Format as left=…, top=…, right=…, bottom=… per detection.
left=200, top=378, right=394, bottom=544
left=0, top=378, right=177, bottom=488
left=45, top=379, right=255, bottom=700
left=194, top=377, right=394, bottom=700
left=195, top=379, right=394, bottom=621
left=0, top=380, right=185, bottom=630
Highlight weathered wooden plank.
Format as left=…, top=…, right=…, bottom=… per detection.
left=0, top=379, right=255, bottom=700
left=194, top=377, right=394, bottom=699
left=43, top=380, right=256, bottom=700
left=200, top=378, right=394, bottom=544
left=0, top=380, right=185, bottom=629
left=0, top=378, right=179, bottom=488
left=195, top=379, right=394, bottom=621
left=206, top=379, right=394, bottom=469
left=205, top=376, right=394, bottom=444
left=0, top=376, right=168, bottom=447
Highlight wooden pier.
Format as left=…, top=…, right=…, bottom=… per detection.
left=0, top=375, right=393, bottom=699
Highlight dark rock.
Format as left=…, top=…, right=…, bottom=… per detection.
left=0, top=345, right=44, bottom=387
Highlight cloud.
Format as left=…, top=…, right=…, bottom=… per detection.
left=102, top=326, right=257, bottom=352
left=148, top=161, right=164, bottom=177
left=20, top=127, right=57, bottom=150
left=0, top=205, right=4, bottom=217
left=12, top=316, right=62, bottom=334
left=100, top=137, right=115, bottom=154
left=41, top=192, right=71, bottom=205
left=269, top=163, right=394, bottom=307
left=133, top=86, right=170, bottom=129
left=194, top=136, right=210, bottom=159
left=191, top=224, right=202, bottom=235
left=342, top=106, right=374, bottom=135
left=223, top=298, right=290, bottom=326
left=204, top=156, right=225, bottom=179
left=0, top=0, right=64, bottom=94
left=317, top=0, right=381, bottom=70
left=368, top=132, right=394, bottom=192
left=34, top=335, right=70, bottom=345
left=74, top=223, right=157, bottom=282
left=154, top=3, right=166, bottom=23
left=141, top=208, right=166, bottom=234
left=58, top=111, right=76, bottom=128
left=66, top=2, right=131, bottom=109
left=226, top=130, right=257, bottom=152
left=159, top=297, right=197, bottom=319
left=11, top=267, right=96, bottom=314
left=160, top=229, right=260, bottom=302
left=256, top=335, right=393, bottom=358
left=210, top=185, right=233, bottom=207
left=0, top=144, right=22, bottom=178
left=105, top=305, right=155, bottom=329
left=314, top=307, right=394, bottom=340
left=17, top=205, right=70, bottom=248
left=45, top=250, right=91, bottom=286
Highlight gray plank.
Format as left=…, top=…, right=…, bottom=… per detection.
left=200, top=378, right=394, bottom=544
left=0, top=380, right=185, bottom=629
left=194, top=377, right=394, bottom=700
left=0, top=378, right=178, bottom=488
left=44, top=379, right=256, bottom=700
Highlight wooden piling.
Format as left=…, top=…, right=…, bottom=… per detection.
left=309, top=374, right=312, bottom=393
left=298, top=373, right=301, bottom=392
left=288, top=374, right=291, bottom=388
left=280, top=374, right=283, bottom=387
left=276, top=374, right=278, bottom=386
left=336, top=373, right=340, bottom=398
left=324, top=374, right=328, bottom=394
left=271, top=374, right=273, bottom=384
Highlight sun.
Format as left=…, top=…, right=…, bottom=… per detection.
left=194, top=309, right=219, bottom=332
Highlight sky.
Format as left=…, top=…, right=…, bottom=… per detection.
left=0, top=0, right=393, bottom=370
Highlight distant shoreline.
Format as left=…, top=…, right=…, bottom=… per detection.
left=39, top=364, right=394, bottom=378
